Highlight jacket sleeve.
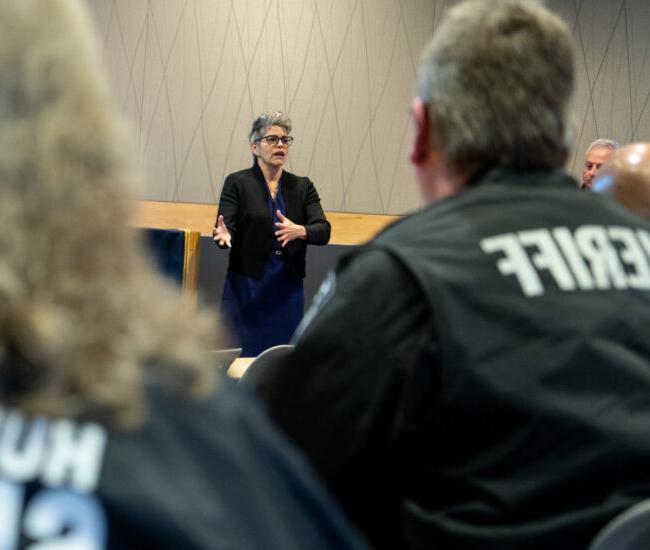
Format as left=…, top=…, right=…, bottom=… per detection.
left=215, top=175, right=239, bottom=249
left=302, top=179, right=331, bottom=245
left=252, top=247, right=435, bottom=547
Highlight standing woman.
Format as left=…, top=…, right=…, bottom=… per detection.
left=214, top=112, right=330, bottom=356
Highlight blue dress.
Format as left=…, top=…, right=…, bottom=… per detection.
left=221, top=185, right=304, bottom=356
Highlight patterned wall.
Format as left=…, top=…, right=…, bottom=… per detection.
left=553, top=0, right=650, bottom=171
left=86, top=0, right=650, bottom=214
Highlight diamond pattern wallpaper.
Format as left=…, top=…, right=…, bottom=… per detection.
left=86, top=0, right=650, bottom=214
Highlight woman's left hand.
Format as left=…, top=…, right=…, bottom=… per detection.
left=275, top=210, right=307, bottom=247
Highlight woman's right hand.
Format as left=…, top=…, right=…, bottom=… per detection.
left=213, top=215, right=232, bottom=248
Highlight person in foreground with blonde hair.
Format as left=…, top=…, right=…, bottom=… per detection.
left=0, top=0, right=366, bottom=548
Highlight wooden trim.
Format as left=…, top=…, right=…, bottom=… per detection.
left=133, top=200, right=217, bottom=236
left=181, top=229, right=201, bottom=308
left=133, top=200, right=401, bottom=246
left=326, top=212, right=400, bottom=245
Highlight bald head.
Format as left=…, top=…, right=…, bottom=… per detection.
left=593, top=143, right=650, bottom=218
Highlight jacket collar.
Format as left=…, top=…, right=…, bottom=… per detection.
left=251, top=160, right=289, bottom=184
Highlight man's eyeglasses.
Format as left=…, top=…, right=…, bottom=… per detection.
left=256, top=135, right=294, bottom=146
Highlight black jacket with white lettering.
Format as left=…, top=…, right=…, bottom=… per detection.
left=0, top=375, right=367, bottom=549
left=255, top=168, right=650, bottom=549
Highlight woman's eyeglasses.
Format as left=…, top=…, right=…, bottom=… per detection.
left=256, top=135, right=294, bottom=146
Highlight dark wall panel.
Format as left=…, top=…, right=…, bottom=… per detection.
left=197, top=236, right=353, bottom=312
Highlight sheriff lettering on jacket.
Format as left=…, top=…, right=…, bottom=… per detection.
left=480, top=225, right=650, bottom=297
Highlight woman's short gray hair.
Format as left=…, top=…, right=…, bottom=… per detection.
left=416, top=0, right=575, bottom=173
left=249, top=111, right=292, bottom=143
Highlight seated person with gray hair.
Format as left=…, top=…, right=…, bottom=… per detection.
left=581, top=138, right=621, bottom=190
left=593, top=142, right=650, bottom=218
left=0, top=0, right=366, bottom=548
left=253, top=1, right=650, bottom=549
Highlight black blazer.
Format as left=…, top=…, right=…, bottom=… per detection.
left=216, top=163, right=331, bottom=279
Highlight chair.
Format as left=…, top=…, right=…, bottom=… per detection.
left=204, top=348, right=242, bottom=371
left=238, top=344, right=294, bottom=388
left=589, top=499, right=650, bottom=550
left=140, top=227, right=201, bottom=308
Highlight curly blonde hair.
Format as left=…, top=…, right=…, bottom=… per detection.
left=0, top=0, right=221, bottom=429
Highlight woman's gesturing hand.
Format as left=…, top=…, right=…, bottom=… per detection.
left=213, top=215, right=232, bottom=248
left=274, top=210, right=307, bottom=247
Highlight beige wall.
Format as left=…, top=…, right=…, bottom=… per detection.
left=87, top=0, right=650, bottom=214
left=551, top=0, right=650, bottom=175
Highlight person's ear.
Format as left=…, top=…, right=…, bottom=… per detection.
left=251, top=142, right=259, bottom=157
left=409, top=98, right=432, bottom=165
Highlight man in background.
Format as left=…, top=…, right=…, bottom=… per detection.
left=254, top=1, right=650, bottom=548
left=581, top=138, right=620, bottom=189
